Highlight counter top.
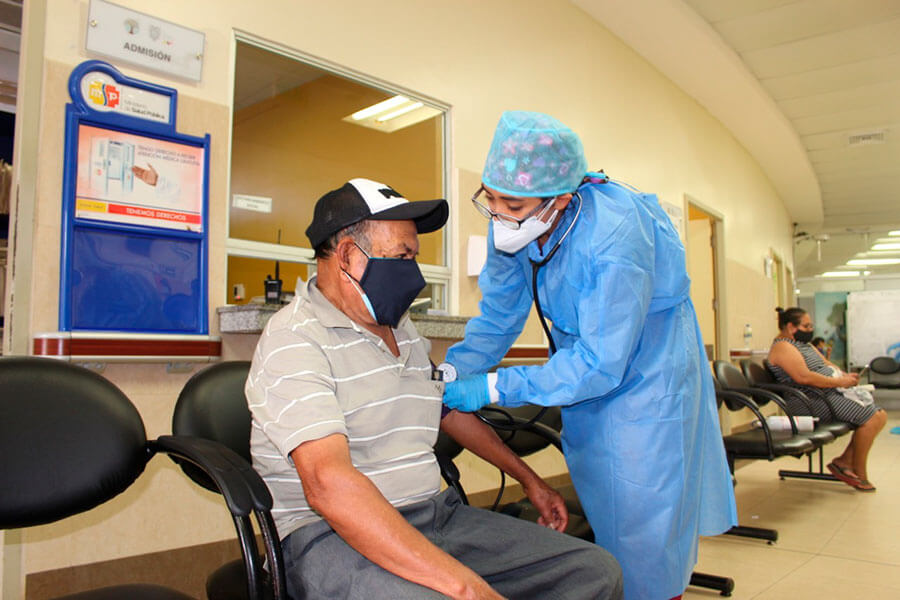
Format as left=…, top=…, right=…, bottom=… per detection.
left=217, top=304, right=470, bottom=339
left=217, top=304, right=281, bottom=333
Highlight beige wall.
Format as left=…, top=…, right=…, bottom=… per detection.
left=8, top=0, right=796, bottom=585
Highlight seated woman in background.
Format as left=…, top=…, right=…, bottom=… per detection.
left=767, top=307, right=887, bottom=492
left=811, top=336, right=831, bottom=359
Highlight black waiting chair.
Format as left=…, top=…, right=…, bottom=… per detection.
left=869, top=356, right=900, bottom=389
left=172, top=360, right=288, bottom=600
left=714, top=360, right=835, bottom=484
left=741, top=359, right=850, bottom=483
left=435, top=405, right=735, bottom=596
left=715, top=378, right=814, bottom=544
left=0, top=356, right=284, bottom=600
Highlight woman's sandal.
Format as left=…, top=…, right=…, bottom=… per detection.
left=827, top=462, right=860, bottom=486
left=827, top=462, right=876, bottom=492
left=853, top=479, right=876, bottom=492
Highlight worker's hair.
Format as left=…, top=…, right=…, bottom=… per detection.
left=314, top=220, right=372, bottom=259
left=775, top=306, right=806, bottom=330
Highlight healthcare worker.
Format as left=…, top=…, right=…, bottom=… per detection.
left=440, top=111, right=737, bottom=600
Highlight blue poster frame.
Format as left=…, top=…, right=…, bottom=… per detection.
left=60, top=60, right=210, bottom=334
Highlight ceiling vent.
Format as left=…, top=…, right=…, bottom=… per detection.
left=848, top=130, right=886, bottom=146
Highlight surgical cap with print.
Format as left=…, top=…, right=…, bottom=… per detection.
left=482, top=111, right=587, bottom=197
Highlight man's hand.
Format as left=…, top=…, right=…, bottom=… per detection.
left=443, top=375, right=491, bottom=412
left=522, top=479, right=568, bottom=532
left=460, top=579, right=507, bottom=600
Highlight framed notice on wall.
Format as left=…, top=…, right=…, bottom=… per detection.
left=60, top=60, right=210, bottom=334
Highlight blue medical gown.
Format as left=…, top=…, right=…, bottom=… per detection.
left=446, top=179, right=737, bottom=600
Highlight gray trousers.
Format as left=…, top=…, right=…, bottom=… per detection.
left=282, top=488, right=622, bottom=600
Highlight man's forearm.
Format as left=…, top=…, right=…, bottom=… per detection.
left=440, top=410, right=544, bottom=488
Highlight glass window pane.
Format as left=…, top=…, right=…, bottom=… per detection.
left=230, top=43, right=445, bottom=266
left=417, top=282, right=445, bottom=312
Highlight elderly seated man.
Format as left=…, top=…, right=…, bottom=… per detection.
left=246, top=178, right=622, bottom=600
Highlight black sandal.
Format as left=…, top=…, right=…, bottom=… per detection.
left=853, top=479, right=876, bottom=492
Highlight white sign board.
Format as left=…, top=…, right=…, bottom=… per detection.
left=466, top=235, right=487, bottom=276
left=232, top=194, right=273, bottom=213
left=660, top=199, right=685, bottom=240
left=846, top=290, right=900, bottom=367
left=86, top=0, right=205, bottom=82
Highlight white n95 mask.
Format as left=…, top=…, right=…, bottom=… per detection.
left=492, top=203, right=559, bottom=254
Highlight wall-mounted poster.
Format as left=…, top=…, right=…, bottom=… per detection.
left=75, top=124, right=204, bottom=232
left=60, top=60, right=210, bottom=334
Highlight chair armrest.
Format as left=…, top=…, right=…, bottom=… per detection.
left=478, top=407, right=564, bottom=452
left=725, top=387, right=800, bottom=434
left=151, top=435, right=272, bottom=515
left=716, top=390, right=775, bottom=456
left=505, top=418, right=563, bottom=453
left=434, top=450, right=469, bottom=505
left=753, top=383, right=818, bottom=415
left=151, top=435, right=286, bottom=600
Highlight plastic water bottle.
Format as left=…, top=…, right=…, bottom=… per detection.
left=743, top=323, right=753, bottom=349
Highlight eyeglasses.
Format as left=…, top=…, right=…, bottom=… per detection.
left=471, top=186, right=553, bottom=230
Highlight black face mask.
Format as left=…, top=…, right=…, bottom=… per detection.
left=346, top=243, right=426, bottom=328
left=794, top=329, right=815, bottom=344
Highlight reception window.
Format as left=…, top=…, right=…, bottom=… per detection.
left=227, top=39, right=448, bottom=308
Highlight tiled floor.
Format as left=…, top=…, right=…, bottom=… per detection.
left=686, top=411, right=900, bottom=599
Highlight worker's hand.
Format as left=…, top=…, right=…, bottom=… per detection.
left=523, top=479, right=569, bottom=533
left=443, top=375, right=491, bottom=413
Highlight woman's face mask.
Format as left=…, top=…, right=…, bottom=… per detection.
left=793, top=329, right=815, bottom=344
left=344, top=242, right=425, bottom=328
left=492, top=200, right=559, bottom=254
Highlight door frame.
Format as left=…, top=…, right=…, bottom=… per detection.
left=685, top=194, right=726, bottom=360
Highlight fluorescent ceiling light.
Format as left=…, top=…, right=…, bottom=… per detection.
left=351, top=95, right=410, bottom=121
left=344, top=95, right=441, bottom=133
left=861, top=249, right=900, bottom=255
left=871, top=242, right=900, bottom=251
left=376, top=101, right=424, bottom=122
left=820, top=271, right=860, bottom=277
left=889, top=230, right=900, bottom=236
left=847, top=258, right=900, bottom=266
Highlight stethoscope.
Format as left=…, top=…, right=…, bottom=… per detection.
left=475, top=188, right=584, bottom=434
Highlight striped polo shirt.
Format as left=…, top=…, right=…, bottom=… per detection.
left=246, top=276, right=443, bottom=539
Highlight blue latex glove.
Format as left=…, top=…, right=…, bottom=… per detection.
left=443, top=374, right=491, bottom=412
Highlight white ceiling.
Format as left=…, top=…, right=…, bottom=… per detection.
left=575, top=0, right=900, bottom=279
left=233, top=42, right=324, bottom=111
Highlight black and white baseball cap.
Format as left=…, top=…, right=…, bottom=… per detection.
left=305, top=178, right=448, bottom=249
